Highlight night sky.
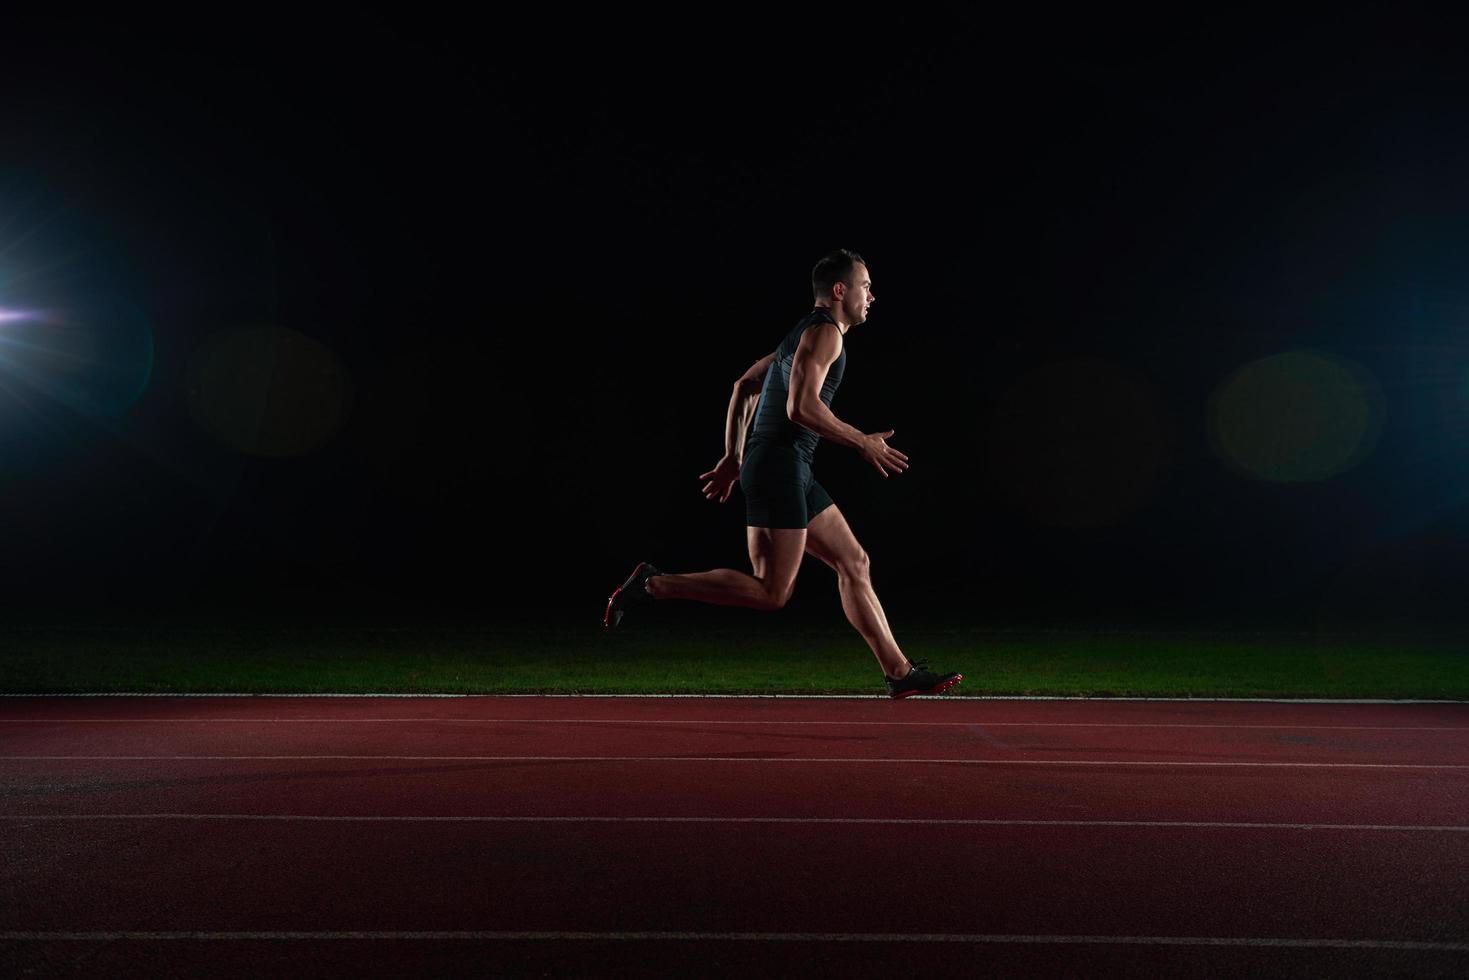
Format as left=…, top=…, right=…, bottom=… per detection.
left=2, top=8, right=1467, bottom=629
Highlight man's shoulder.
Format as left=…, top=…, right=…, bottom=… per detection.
left=794, top=319, right=843, bottom=358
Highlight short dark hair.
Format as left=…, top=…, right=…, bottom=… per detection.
left=811, top=249, right=866, bottom=302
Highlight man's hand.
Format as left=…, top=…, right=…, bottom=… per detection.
left=859, top=430, right=909, bottom=478
left=699, top=454, right=742, bottom=502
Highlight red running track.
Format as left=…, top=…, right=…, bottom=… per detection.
left=3, top=695, right=1468, bottom=978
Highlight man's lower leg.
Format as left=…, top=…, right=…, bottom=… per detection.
left=648, top=569, right=782, bottom=610
left=837, top=572, right=909, bottom=678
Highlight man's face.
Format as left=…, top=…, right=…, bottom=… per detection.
left=836, top=263, right=875, bottom=325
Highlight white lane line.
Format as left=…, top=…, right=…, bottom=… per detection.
left=2, top=755, right=1466, bottom=770
left=0, top=931, right=1465, bottom=950
left=3, top=719, right=1465, bottom=731
left=3, top=814, right=1467, bottom=832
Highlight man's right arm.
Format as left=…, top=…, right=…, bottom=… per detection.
left=787, top=324, right=909, bottom=477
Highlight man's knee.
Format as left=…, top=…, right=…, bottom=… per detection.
left=758, top=581, right=795, bottom=611
left=837, top=548, right=871, bottom=582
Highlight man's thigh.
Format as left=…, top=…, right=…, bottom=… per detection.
left=804, top=505, right=865, bottom=573
left=746, top=525, right=807, bottom=596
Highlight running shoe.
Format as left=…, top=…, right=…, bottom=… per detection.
left=604, top=561, right=660, bottom=629
left=886, top=660, right=963, bottom=699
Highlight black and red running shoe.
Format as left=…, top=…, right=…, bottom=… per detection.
left=885, top=661, right=962, bottom=699
left=604, top=561, right=660, bottom=629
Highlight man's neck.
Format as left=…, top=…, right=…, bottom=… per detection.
left=814, top=303, right=852, bottom=334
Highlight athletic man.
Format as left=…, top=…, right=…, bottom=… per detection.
left=605, top=249, right=961, bottom=699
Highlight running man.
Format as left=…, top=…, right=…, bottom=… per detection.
left=605, top=249, right=961, bottom=699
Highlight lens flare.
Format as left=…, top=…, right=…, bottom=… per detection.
left=1208, top=350, right=1385, bottom=483
left=186, top=324, right=352, bottom=457
left=0, top=299, right=154, bottom=416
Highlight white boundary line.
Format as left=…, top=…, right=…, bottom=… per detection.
left=3, top=814, right=1466, bottom=832
left=1, top=718, right=1463, bottom=730
left=3, top=693, right=1467, bottom=702
left=3, top=755, right=1466, bottom=770
left=0, top=931, right=1464, bottom=951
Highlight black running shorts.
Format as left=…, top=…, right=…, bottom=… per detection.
left=739, top=442, right=834, bottom=529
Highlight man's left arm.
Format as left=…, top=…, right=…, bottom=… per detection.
left=700, top=351, right=775, bottom=502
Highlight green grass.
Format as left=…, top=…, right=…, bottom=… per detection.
left=2, top=625, right=1466, bottom=698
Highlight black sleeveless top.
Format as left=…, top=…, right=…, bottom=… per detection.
left=748, top=308, right=847, bottom=462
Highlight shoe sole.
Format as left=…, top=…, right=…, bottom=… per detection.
left=603, top=562, right=653, bottom=629
left=889, top=673, right=963, bottom=699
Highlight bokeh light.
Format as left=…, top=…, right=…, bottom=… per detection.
left=1208, top=350, right=1385, bottom=483
left=186, top=324, right=352, bottom=457
left=983, top=358, right=1177, bottom=528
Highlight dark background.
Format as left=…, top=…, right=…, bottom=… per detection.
left=1, top=7, right=1466, bottom=630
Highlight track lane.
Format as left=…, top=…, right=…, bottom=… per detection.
left=3, top=758, right=1467, bottom=826
left=5, top=936, right=1466, bottom=980
left=4, top=819, right=1468, bottom=940
left=2, top=724, right=1465, bottom=766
